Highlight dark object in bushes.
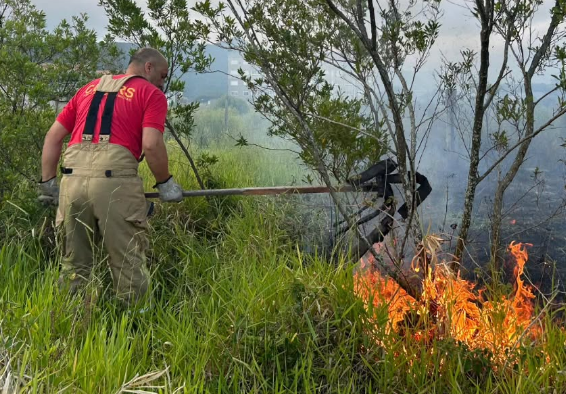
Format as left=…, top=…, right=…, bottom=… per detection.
left=334, top=158, right=431, bottom=261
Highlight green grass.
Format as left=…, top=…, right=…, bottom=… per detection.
left=2, top=145, right=566, bottom=393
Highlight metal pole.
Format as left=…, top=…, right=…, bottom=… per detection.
left=144, top=183, right=383, bottom=199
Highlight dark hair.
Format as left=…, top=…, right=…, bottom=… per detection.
left=128, top=48, right=166, bottom=66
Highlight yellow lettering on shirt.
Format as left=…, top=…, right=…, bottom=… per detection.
left=118, top=86, right=136, bottom=101
left=85, top=84, right=97, bottom=96
left=84, top=83, right=136, bottom=100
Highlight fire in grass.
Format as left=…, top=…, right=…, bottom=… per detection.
left=354, top=240, right=543, bottom=365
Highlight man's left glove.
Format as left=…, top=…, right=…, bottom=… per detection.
left=154, top=176, right=183, bottom=203
left=38, top=176, right=59, bottom=206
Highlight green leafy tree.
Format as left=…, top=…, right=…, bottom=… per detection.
left=196, top=0, right=389, bottom=181
left=195, top=0, right=447, bottom=298
left=0, top=0, right=119, bottom=200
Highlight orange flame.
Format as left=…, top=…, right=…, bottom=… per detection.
left=354, top=241, right=540, bottom=364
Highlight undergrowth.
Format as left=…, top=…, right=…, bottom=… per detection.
left=1, top=146, right=566, bottom=393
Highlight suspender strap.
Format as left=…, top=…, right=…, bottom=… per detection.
left=99, top=92, right=118, bottom=141
left=82, top=90, right=106, bottom=140
left=80, top=74, right=144, bottom=142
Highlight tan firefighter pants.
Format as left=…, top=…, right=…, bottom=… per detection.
left=56, top=143, right=150, bottom=306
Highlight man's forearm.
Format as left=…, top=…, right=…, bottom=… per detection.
left=142, top=127, right=172, bottom=184
left=41, top=134, right=64, bottom=181
left=41, top=121, right=70, bottom=181
left=145, top=145, right=171, bottom=184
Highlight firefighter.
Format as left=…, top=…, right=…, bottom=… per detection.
left=38, top=47, right=182, bottom=306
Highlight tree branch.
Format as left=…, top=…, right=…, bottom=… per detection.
left=527, top=0, right=562, bottom=79
left=477, top=107, right=566, bottom=184
left=165, top=118, right=206, bottom=190
left=367, top=0, right=377, bottom=51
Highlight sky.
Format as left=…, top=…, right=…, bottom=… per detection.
left=30, top=0, right=558, bottom=86
left=32, top=0, right=112, bottom=36
left=32, top=0, right=555, bottom=44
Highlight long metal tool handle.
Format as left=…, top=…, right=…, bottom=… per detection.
left=144, top=183, right=383, bottom=199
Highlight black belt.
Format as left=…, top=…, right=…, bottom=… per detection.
left=60, top=167, right=137, bottom=178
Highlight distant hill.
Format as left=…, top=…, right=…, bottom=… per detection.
left=114, top=42, right=228, bottom=102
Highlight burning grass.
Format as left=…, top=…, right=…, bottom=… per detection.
left=354, top=239, right=544, bottom=365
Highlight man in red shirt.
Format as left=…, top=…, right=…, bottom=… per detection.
left=39, top=47, right=183, bottom=306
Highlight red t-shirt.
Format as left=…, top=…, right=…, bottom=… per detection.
left=57, top=74, right=168, bottom=159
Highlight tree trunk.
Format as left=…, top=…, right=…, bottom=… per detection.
left=452, top=1, right=493, bottom=269
left=456, top=0, right=561, bottom=269
left=325, top=0, right=420, bottom=245
left=165, top=118, right=206, bottom=190
left=489, top=81, right=535, bottom=268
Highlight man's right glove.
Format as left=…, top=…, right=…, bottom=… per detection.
left=154, top=176, right=183, bottom=203
left=38, top=176, right=59, bottom=206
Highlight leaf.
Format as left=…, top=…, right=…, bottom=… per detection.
left=115, top=369, right=168, bottom=394
left=235, top=135, right=249, bottom=147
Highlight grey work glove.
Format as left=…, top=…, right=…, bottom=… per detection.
left=38, top=176, right=59, bottom=206
left=154, top=176, right=183, bottom=203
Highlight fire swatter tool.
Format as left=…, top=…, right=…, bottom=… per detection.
left=144, top=159, right=432, bottom=260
